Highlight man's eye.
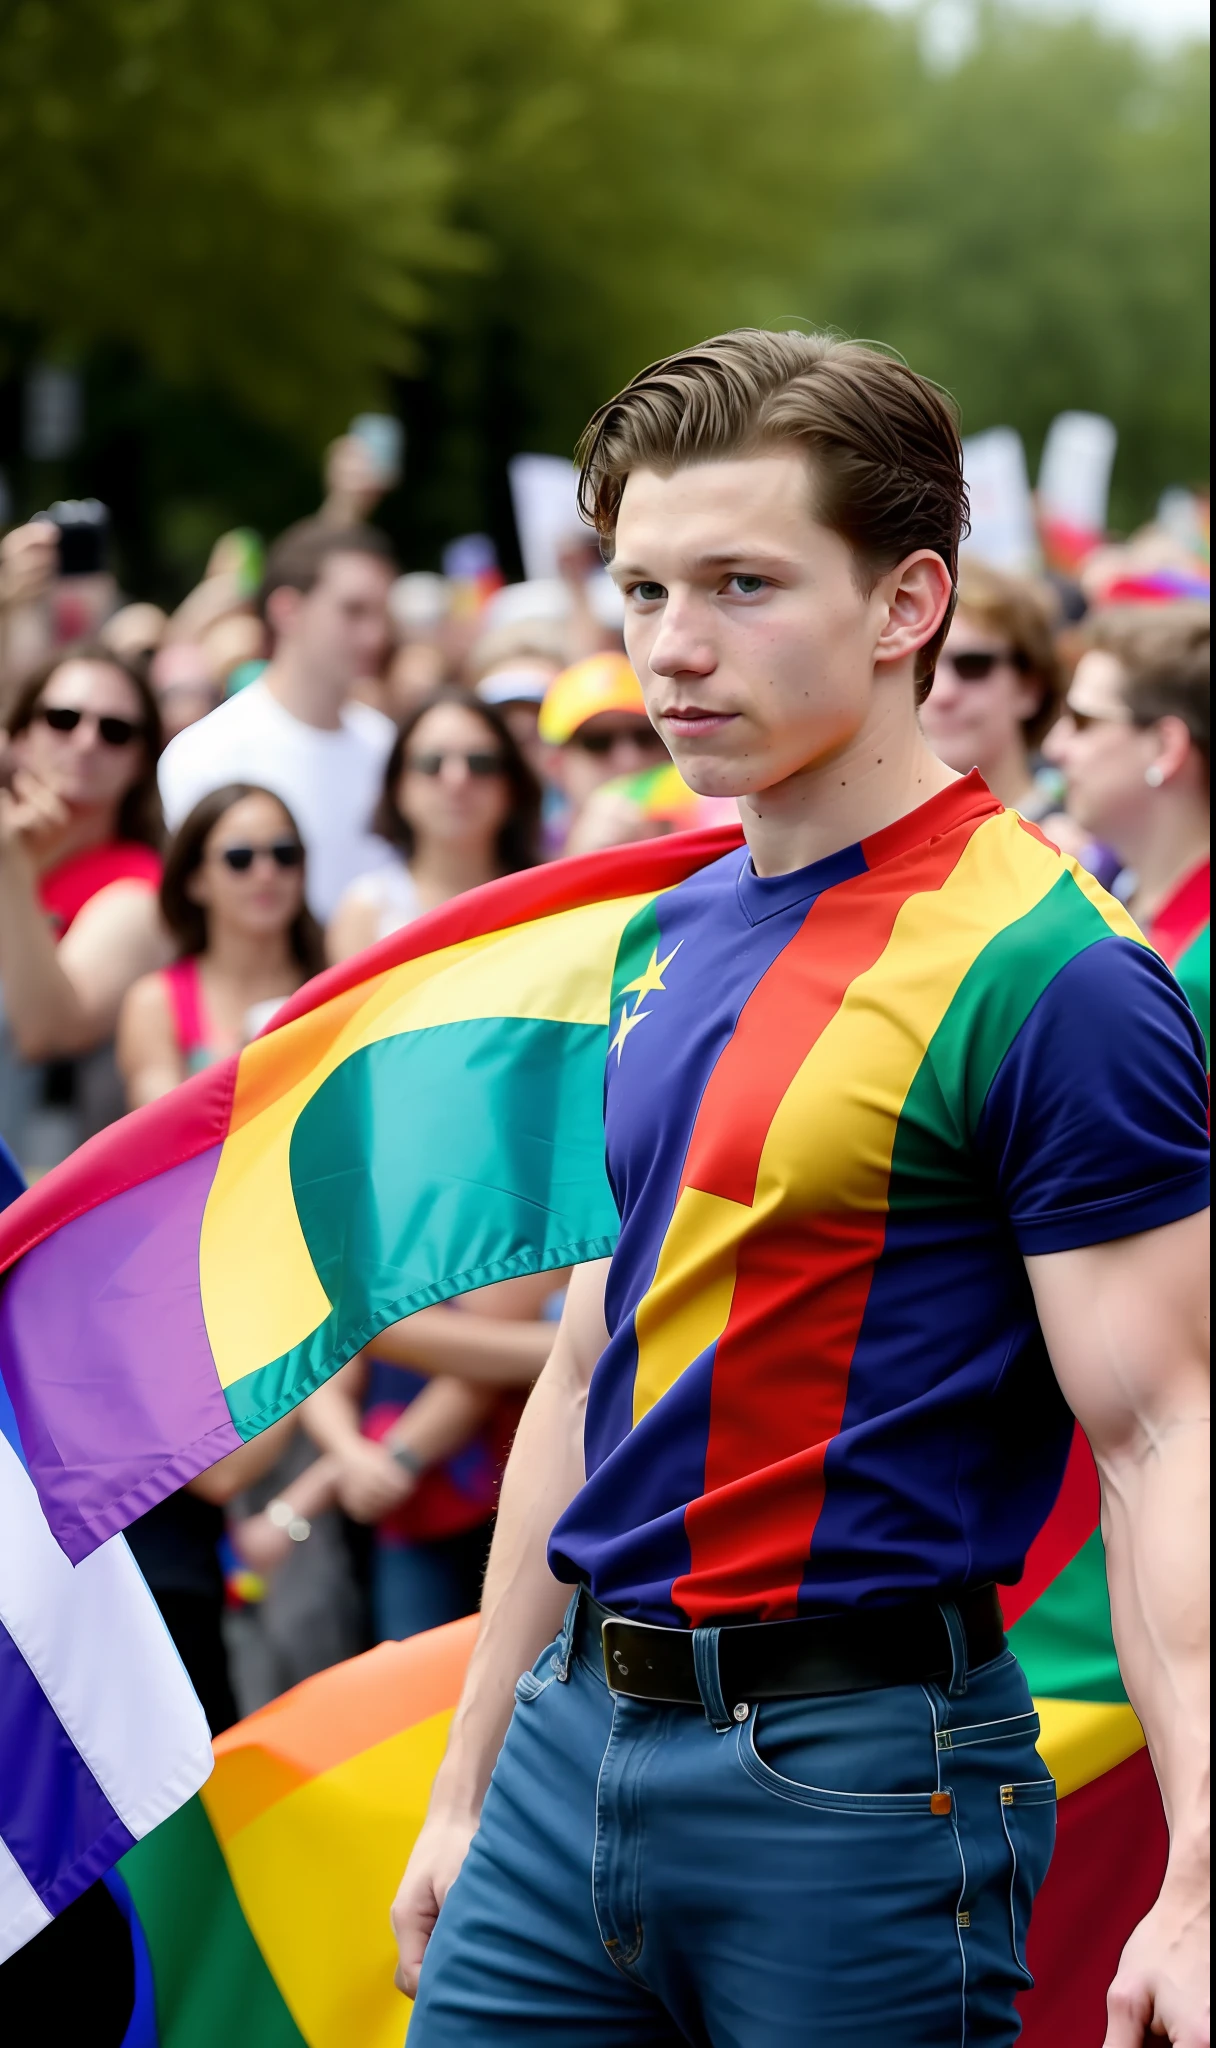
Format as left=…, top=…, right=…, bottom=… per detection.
left=728, top=575, right=766, bottom=596
left=630, top=582, right=666, bottom=603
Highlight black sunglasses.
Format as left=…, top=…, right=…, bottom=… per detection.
left=938, top=649, right=1028, bottom=683
left=407, top=750, right=507, bottom=778
left=37, top=704, right=145, bottom=747
left=217, top=840, right=305, bottom=873
left=572, top=725, right=666, bottom=756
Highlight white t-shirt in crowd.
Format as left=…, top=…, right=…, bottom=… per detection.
left=158, top=680, right=397, bottom=921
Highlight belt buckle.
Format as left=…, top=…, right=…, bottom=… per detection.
left=601, top=1615, right=692, bottom=1703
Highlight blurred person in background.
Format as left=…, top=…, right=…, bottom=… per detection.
left=537, top=651, right=670, bottom=854
left=386, top=572, right=457, bottom=711
left=1045, top=603, right=1209, bottom=1051
left=158, top=521, right=398, bottom=921
left=0, top=648, right=167, bottom=1164
left=99, top=600, right=167, bottom=673
left=920, top=560, right=1065, bottom=819
left=117, top=783, right=323, bottom=1103
left=116, top=783, right=363, bottom=1715
left=327, top=686, right=540, bottom=960
left=149, top=641, right=221, bottom=741
left=469, top=616, right=567, bottom=781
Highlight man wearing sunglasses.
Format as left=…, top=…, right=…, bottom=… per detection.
left=537, top=652, right=672, bottom=852
left=158, top=521, right=399, bottom=921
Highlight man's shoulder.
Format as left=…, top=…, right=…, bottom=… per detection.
left=340, top=698, right=396, bottom=758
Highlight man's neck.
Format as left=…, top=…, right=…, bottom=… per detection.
left=1123, top=795, right=1211, bottom=929
left=739, top=692, right=958, bottom=878
left=263, top=647, right=346, bottom=732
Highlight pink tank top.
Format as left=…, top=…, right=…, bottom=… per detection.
left=160, top=958, right=217, bottom=1074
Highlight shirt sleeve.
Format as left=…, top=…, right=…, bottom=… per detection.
left=974, top=935, right=1210, bottom=1255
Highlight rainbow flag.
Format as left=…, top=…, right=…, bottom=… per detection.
left=0, top=830, right=743, bottom=1564
left=110, top=1463, right=1159, bottom=2047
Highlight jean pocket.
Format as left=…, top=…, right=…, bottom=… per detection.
left=514, top=1640, right=563, bottom=1704
left=738, top=1713, right=947, bottom=1815
left=1000, top=1778, right=1057, bottom=1983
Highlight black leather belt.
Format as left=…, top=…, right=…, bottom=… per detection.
left=584, top=1585, right=1005, bottom=1710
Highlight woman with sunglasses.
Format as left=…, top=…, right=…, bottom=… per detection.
left=326, top=686, right=541, bottom=960
left=0, top=646, right=167, bottom=1160
left=1043, top=604, right=1209, bottom=1056
left=920, top=560, right=1066, bottom=820
left=117, top=782, right=323, bottom=1103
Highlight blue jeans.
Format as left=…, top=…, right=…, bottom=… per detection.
left=371, top=1522, right=492, bottom=1642
left=409, top=1594, right=1056, bottom=2045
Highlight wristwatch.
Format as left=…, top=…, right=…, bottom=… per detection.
left=266, top=1498, right=312, bottom=1543
left=390, top=1444, right=426, bottom=1480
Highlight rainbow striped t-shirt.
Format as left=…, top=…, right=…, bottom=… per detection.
left=549, top=774, right=1210, bottom=1626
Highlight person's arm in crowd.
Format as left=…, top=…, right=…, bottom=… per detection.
left=1029, top=1208, right=1209, bottom=2048
left=0, top=521, right=57, bottom=684
left=370, top=1273, right=565, bottom=1388
left=185, top=1415, right=300, bottom=1505
left=228, top=1451, right=344, bottom=1575
left=390, top=1256, right=608, bottom=1997
left=0, top=771, right=169, bottom=1058
left=117, top=971, right=188, bottom=1106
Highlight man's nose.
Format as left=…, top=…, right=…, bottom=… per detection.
left=646, top=595, right=715, bottom=679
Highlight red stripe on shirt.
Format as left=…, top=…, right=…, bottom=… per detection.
left=673, top=808, right=993, bottom=1623
left=673, top=1213, right=883, bottom=1623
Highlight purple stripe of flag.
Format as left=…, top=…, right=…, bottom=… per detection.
left=0, top=1615, right=135, bottom=1916
left=0, top=1146, right=239, bottom=1563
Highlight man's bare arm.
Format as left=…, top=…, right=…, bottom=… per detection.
left=389, top=1257, right=608, bottom=1998
left=1028, top=1208, right=1209, bottom=2048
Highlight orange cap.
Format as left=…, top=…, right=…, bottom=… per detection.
left=537, top=654, right=648, bottom=745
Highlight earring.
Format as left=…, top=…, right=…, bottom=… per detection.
left=1144, top=763, right=1166, bottom=788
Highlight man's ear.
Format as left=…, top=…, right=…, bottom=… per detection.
left=1150, top=713, right=1198, bottom=788
left=264, top=584, right=304, bottom=642
left=874, top=551, right=954, bottom=672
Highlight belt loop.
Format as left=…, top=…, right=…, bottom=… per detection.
left=554, top=1588, right=580, bottom=1682
left=939, top=1600, right=969, bottom=1698
left=692, top=1626, right=732, bottom=1731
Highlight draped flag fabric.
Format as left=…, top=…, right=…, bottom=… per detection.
left=0, top=1148, right=213, bottom=1967
left=0, top=829, right=744, bottom=1565
left=111, top=1451, right=1159, bottom=2048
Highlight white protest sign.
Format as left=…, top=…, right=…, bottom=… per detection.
left=961, top=427, right=1039, bottom=572
left=508, top=454, right=585, bottom=582
left=1037, top=413, right=1117, bottom=537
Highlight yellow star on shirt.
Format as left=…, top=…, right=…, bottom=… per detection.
left=609, top=1001, right=650, bottom=1063
left=620, top=942, right=682, bottom=1003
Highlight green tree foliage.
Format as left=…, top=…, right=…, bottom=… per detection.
left=816, top=6, right=1210, bottom=529
left=0, top=0, right=1208, bottom=579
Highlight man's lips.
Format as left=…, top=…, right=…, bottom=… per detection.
left=658, top=706, right=739, bottom=737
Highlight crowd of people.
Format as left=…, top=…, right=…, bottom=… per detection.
left=0, top=432, right=1208, bottom=1735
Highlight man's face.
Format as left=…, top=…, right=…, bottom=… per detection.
left=610, top=451, right=893, bottom=799
left=1041, top=649, right=1156, bottom=846
left=279, top=552, right=393, bottom=688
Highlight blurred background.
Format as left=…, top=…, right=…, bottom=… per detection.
left=0, top=0, right=1207, bottom=593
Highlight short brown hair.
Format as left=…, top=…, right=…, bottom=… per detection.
left=3, top=642, right=164, bottom=847
left=1088, top=603, right=1209, bottom=770
left=160, top=783, right=325, bottom=972
left=576, top=329, right=968, bottom=698
left=954, top=560, right=1065, bottom=747
left=258, top=519, right=396, bottom=621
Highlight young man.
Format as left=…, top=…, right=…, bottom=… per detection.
left=158, top=522, right=397, bottom=920
left=392, top=332, right=1210, bottom=2045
